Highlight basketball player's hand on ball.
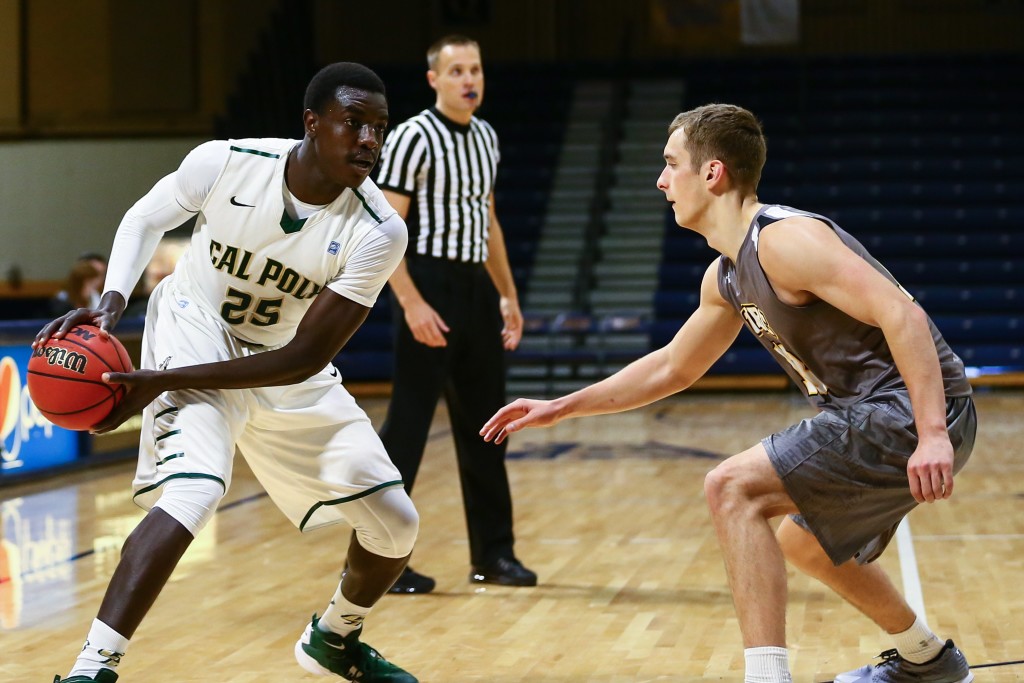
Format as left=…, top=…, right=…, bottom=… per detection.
left=33, top=292, right=125, bottom=348
left=480, top=398, right=563, bottom=445
left=90, top=369, right=166, bottom=434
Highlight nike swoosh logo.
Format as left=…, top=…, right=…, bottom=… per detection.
left=230, top=196, right=255, bottom=207
left=329, top=366, right=339, bottom=378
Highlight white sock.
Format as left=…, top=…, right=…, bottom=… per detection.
left=319, top=582, right=371, bottom=638
left=892, top=616, right=944, bottom=664
left=744, top=646, right=793, bottom=683
left=69, top=619, right=129, bottom=677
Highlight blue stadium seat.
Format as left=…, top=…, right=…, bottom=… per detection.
left=885, top=259, right=1024, bottom=286
left=908, top=286, right=1023, bottom=314
left=654, top=291, right=702, bottom=317
left=953, top=344, right=1024, bottom=368
left=931, top=315, right=1023, bottom=343
left=859, top=233, right=1021, bottom=258
left=653, top=54, right=1023, bottom=382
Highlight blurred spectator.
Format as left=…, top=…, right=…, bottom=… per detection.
left=49, top=258, right=105, bottom=316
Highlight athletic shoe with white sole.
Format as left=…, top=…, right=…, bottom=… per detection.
left=294, top=614, right=417, bottom=682
left=835, top=640, right=973, bottom=683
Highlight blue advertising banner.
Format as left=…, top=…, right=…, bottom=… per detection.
left=0, top=344, right=82, bottom=474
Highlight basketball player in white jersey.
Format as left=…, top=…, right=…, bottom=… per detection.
left=482, top=104, right=976, bottom=683
left=36, top=63, right=419, bottom=683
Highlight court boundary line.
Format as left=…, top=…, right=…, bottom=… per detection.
left=895, top=517, right=927, bottom=624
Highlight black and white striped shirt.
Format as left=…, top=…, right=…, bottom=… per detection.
left=376, top=107, right=499, bottom=263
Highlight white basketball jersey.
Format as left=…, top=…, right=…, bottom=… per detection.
left=172, top=138, right=401, bottom=347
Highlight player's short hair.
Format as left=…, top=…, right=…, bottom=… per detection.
left=427, top=34, right=481, bottom=70
left=668, top=104, right=766, bottom=193
left=303, top=62, right=386, bottom=113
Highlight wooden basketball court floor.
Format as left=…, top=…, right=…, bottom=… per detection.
left=3, top=389, right=1022, bottom=682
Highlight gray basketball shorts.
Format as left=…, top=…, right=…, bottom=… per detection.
left=763, top=392, right=976, bottom=566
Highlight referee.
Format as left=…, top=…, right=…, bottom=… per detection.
left=375, top=34, right=536, bottom=593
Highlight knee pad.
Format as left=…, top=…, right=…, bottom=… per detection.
left=345, top=487, right=419, bottom=559
left=152, top=477, right=225, bottom=537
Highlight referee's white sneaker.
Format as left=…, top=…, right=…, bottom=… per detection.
left=835, top=640, right=973, bottom=682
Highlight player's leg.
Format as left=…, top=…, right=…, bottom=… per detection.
left=56, top=284, right=243, bottom=683
left=777, top=518, right=915, bottom=631
left=241, top=375, right=418, bottom=681
left=776, top=519, right=974, bottom=683
left=293, top=484, right=417, bottom=677
left=704, top=443, right=798, bottom=683
left=57, top=508, right=194, bottom=683
left=60, top=393, right=238, bottom=682
left=782, top=526, right=974, bottom=683
left=292, top=485, right=418, bottom=682
left=304, top=493, right=418, bottom=681
left=768, top=395, right=977, bottom=683
left=335, top=485, right=418, bottom=606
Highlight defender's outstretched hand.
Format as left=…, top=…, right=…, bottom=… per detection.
left=481, top=398, right=564, bottom=445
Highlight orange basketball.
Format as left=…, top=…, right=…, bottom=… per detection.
left=26, top=325, right=133, bottom=431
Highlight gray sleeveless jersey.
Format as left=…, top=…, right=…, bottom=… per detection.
left=717, top=204, right=971, bottom=410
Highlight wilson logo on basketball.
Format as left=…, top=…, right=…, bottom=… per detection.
left=33, top=347, right=88, bottom=375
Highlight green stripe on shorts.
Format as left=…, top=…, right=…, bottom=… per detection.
left=134, top=473, right=227, bottom=501
left=298, top=480, right=405, bottom=531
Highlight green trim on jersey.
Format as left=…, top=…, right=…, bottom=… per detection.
left=352, top=188, right=382, bottom=224
left=280, top=209, right=309, bottom=234
left=134, top=473, right=227, bottom=500
left=298, top=480, right=404, bottom=531
left=230, top=145, right=281, bottom=159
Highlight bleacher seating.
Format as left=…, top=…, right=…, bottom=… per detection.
left=215, top=51, right=1024, bottom=385
left=655, top=54, right=1024, bottom=377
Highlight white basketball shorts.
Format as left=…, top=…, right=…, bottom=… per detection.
left=131, top=278, right=404, bottom=531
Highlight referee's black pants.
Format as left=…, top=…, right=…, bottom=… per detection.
left=378, top=256, right=516, bottom=568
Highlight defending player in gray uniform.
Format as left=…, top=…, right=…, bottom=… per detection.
left=37, top=63, right=420, bottom=683
left=482, top=103, right=976, bottom=683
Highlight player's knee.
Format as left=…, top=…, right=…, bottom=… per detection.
left=386, top=492, right=419, bottom=557
left=152, top=477, right=225, bottom=537
left=703, top=461, right=745, bottom=516
left=350, top=487, right=419, bottom=559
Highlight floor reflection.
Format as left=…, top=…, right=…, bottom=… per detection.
left=1, top=489, right=76, bottom=629
left=1, top=480, right=221, bottom=630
